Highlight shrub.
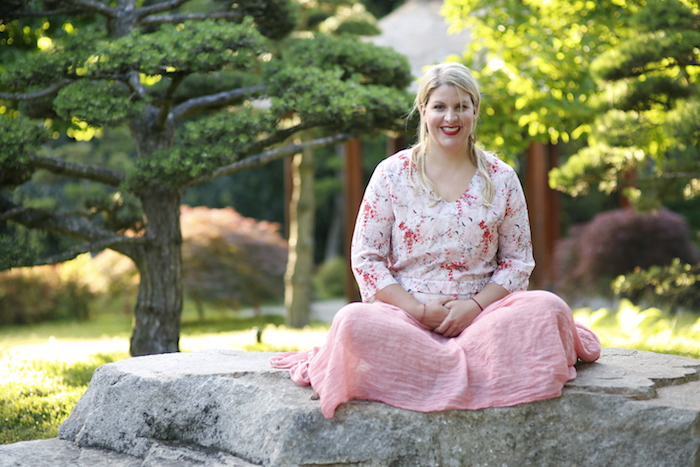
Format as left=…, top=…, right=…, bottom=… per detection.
left=552, top=208, right=700, bottom=301
left=612, top=258, right=700, bottom=313
left=180, top=205, right=288, bottom=315
left=0, top=255, right=95, bottom=326
left=313, top=256, right=347, bottom=299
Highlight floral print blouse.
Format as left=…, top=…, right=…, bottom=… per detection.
left=351, top=149, right=535, bottom=303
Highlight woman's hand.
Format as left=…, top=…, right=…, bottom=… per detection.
left=433, top=299, right=481, bottom=337
left=419, top=297, right=451, bottom=330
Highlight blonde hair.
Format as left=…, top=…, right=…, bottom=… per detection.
left=408, top=62, right=494, bottom=205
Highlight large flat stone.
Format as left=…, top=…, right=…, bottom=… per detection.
left=1, top=348, right=699, bottom=466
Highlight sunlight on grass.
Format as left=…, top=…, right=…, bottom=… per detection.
left=181, top=324, right=329, bottom=353
left=573, top=299, right=700, bottom=359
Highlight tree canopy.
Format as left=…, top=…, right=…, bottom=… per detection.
left=443, top=0, right=700, bottom=209
left=0, top=0, right=412, bottom=356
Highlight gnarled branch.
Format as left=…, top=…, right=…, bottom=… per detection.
left=71, top=0, right=117, bottom=17
left=137, top=0, right=190, bottom=18
left=0, top=79, right=73, bottom=101
left=154, top=74, right=186, bottom=130
left=187, top=131, right=356, bottom=188
left=171, top=84, right=266, bottom=121
left=28, top=154, right=127, bottom=187
left=33, top=235, right=145, bottom=267
left=141, top=11, right=244, bottom=25
left=0, top=197, right=136, bottom=250
left=12, top=8, right=84, bottom=17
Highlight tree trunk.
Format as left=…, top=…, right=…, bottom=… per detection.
left=129, top=187, right=183, bottom=356
left=284, top=145, right=315, bottom=328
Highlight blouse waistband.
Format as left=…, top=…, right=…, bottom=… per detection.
left=397, top=276, right=490, bottom=300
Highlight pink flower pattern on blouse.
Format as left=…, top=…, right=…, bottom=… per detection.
left=351, top=149, right=535, bottom=303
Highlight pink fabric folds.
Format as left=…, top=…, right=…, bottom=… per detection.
left=270, top=290, right=601, bottom=419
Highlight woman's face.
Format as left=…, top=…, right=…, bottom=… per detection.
left=421, top=84, right=478, bottom=155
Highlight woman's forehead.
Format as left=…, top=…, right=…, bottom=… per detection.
left=427, top=84, right=472, bottom=103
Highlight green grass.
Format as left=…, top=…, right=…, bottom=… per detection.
left=1, top=299, right=698, bottom=446
left=573, top=299, right=700, bottom=359
left=0, top=352, right=125, bottom=444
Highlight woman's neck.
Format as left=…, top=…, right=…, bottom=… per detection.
left=427, top=143, right=474, bottom=171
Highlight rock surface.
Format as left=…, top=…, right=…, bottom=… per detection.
left=1, top=347, right=699, bottom=467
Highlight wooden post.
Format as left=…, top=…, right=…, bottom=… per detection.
left=343, top=139, right=363, bottom=303
left=524, top=142, right=560, bottom=289
left=386, top=134, right=407, bottom=155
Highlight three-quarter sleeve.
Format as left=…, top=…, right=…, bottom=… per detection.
left=350, top=160, right=399, bottom=302
left=489, top=170, right=535, bottom=292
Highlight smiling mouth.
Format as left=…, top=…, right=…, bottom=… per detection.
left=441, top=126, right=461, bottom=135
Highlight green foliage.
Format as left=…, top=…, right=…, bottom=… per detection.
left=281, top=34, right=411, bottom=88
left=549, top=143, right=644, bottom=197
left=268, top=66, right=361, bottom=120
left=127, top=108, right=273, bottom=190
left=0, top=114, right=47, bottom=187
left=552, top=0, right=700, bottom=208
left=94, top=19, right=267, bottom=77
left=0, top=235, right=37, bottom=270
left=54, top=80, right=147, bottom=127
left=444, top=0, right=700, bottom=210
left=442, top=0, right=634, bottom=157
left=83, top=191, right=144, bottom=233
left=612, top=259, right=700, bottom=313
left=235, top=0, right=300, bottom=40
left=0, top=27, right=105, bottom=89
left=313, top=256, right=347, bottom=299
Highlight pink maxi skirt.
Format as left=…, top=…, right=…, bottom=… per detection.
left=270, top=290, right=601, bottom=418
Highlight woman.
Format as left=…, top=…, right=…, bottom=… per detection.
left=271, top=62, right=600, bottom=419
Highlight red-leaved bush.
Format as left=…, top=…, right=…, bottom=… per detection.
left=552, top=208, right=700, bottom=300
left=180, top=205, right=288, bottom=314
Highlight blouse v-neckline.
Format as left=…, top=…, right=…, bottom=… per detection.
left=429, top=169, right=480, bottom=205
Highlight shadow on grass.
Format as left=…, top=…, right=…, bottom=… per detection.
left=180, top=314, right=286, bottom=334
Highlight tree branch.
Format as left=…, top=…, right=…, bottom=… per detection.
left=141, top=11, right=244, bottom=25
left=0, top=197, right=137, bottom=249
left=1, top=206, right=62, bottom=222
left=0, top=79, right=73, bottom=101
left=70, top=0, right=117, bottom=17
left=171, top=84, right=266, bottom=121
left=633, top=172, right=700, bottom=182
left=186, top=132, right=357, bottom=188
left=28, top=154, right=126, bottom=187
left=240, top=119, right=323, bottom=156
left=137, top=0, right=191, bottom=18
left=33, top=235, right=145, bottom=267
left=13, top=8, right=84, bottom=17
left=153, top=74, right=185, bottom=129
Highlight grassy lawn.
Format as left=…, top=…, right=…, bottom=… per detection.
left=1, top=299, right=698, bottom=445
